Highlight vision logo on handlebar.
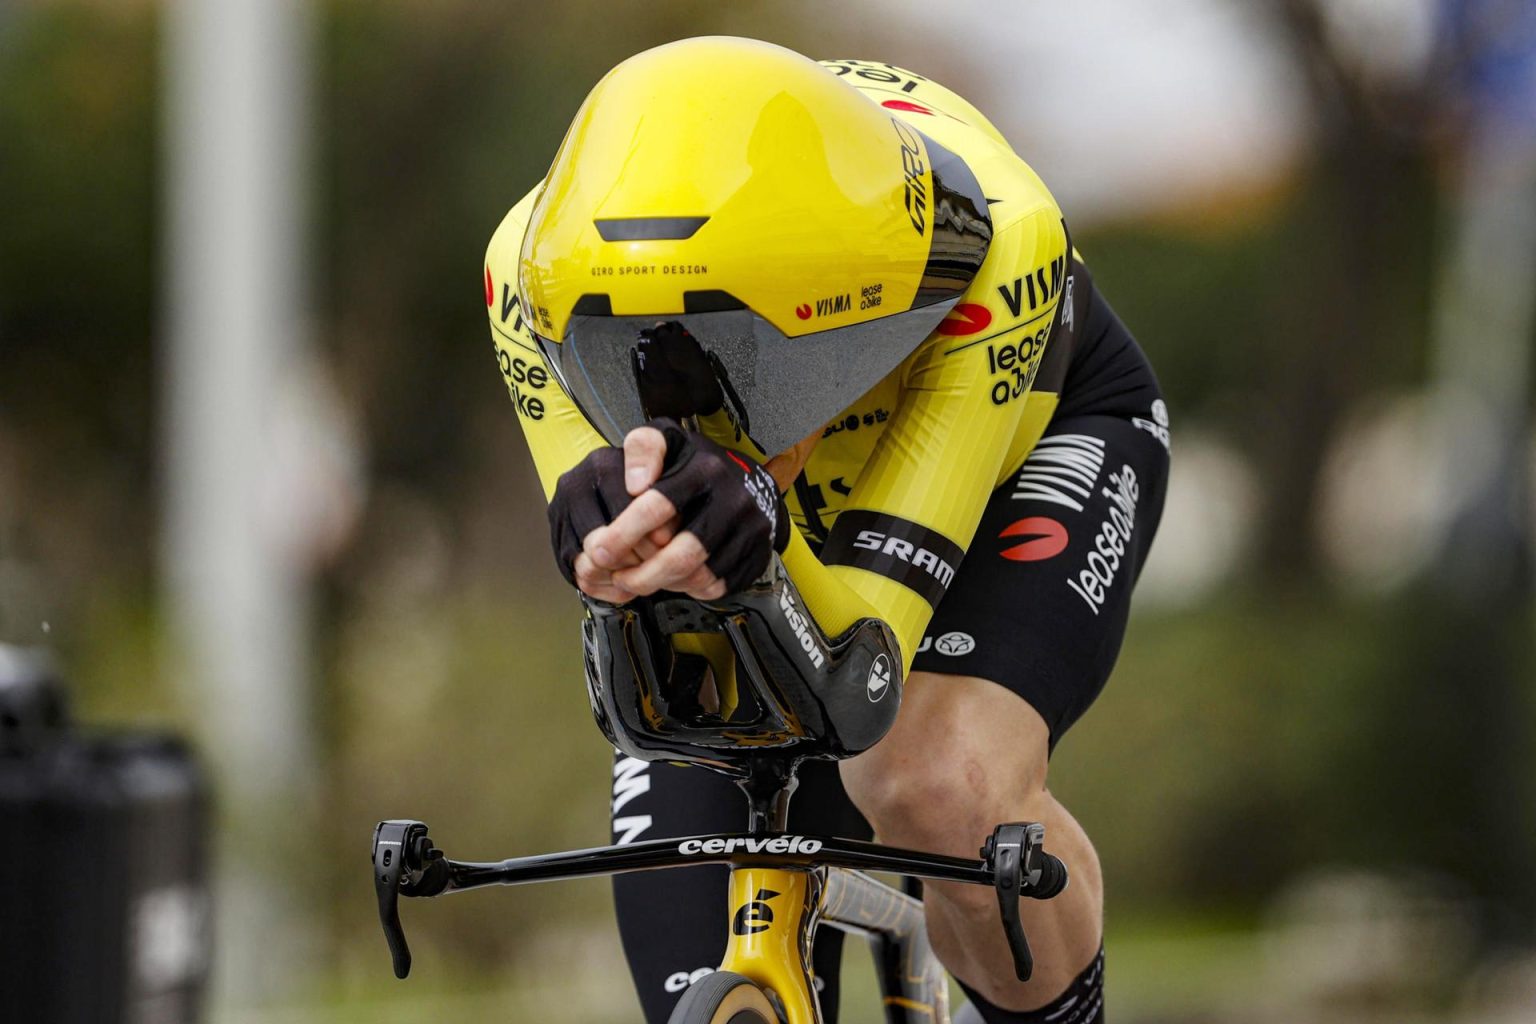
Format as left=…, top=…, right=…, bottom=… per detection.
left=677, top=836, right=825, bottom=856
left=777, top=590, right=826, bottom=669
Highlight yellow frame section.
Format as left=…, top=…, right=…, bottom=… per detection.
left=718, top=866, right=823, bottom=1024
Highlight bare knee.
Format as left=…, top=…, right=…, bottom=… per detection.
left=840, top=673, right=1052, bottom=872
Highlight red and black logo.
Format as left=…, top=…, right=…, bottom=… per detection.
left=796, top=295, right=851, bottom=320
left=882, top=99, right=935, bottom=116
left=936, top=302, right=992, bottom=337
left=999, top=517, right=1068, bottom=562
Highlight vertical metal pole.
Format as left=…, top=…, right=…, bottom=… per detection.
left=163, top=0, right=315, bottom=1004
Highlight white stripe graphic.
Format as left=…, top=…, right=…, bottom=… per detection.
left=1011, top=434, right=1107, bottom=512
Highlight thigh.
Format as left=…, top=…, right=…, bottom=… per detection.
left=911, top=410, right=1169, bottom=749
left=610, top=755, right=869, bottom=1023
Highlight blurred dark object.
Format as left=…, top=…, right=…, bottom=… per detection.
left=0, top=646, right=70, bottom=754
left=0, top=645, right=211, bottom=1024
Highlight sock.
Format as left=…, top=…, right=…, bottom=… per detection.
left=954, top=944, right=1104, bottom=1024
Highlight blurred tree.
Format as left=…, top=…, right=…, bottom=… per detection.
left=1259, top=0, right=1536, bottom=940
left=1396, top=0, right=1536, bottom=938
left=0, top=4, right=160, bottom=635
left=1255, top=0, right=1442, bottom=584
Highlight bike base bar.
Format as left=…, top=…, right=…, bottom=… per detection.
left=413, top=832, right=994, bottom=897
left=375, top=819, right=1065, bottom=984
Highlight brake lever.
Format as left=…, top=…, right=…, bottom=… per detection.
left=982, top=822, right=1051, bottom=982
left=372, top=819, right=449, bottom=979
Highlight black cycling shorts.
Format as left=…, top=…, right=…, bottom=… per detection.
left=912, top=415, right=1168, bottom=745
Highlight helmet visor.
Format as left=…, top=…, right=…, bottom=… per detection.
left=537, top=298, right=959, bottom=455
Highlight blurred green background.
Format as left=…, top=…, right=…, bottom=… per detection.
left=2, top=0, right=1534, bottom=1021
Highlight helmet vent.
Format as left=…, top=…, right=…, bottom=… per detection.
left=594, top=217, right=709, bottom=241
left=571, top=294, right=614, bottom=316
left=682, top=290, right=746, bottom=313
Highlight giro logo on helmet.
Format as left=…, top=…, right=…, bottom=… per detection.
left=891, top=118, right=928, bottom=235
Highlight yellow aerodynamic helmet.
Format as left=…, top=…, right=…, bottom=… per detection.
left=519, top=36, right=992, bottom=456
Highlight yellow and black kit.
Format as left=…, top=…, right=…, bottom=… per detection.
left=484, top=39, right=1168, bottom=1022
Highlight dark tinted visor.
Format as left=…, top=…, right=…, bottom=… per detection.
left=537, top=299, right=959, bottom=455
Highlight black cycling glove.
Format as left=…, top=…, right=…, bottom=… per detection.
left=647, top=418, right=791, bottom=594
left=548, top=419, right=790, bottom=595
left=631, top=321, right=724, bottom=421
left=548, top=447, right=634, bottom=588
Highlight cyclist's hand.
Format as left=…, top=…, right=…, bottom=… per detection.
left=585, top=420, right=788, bottom=599
left=571, top=426, right=678, bottom=601
left=549, top=447, right=657, bottom=604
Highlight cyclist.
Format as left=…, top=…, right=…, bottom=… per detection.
left=484, top=37, right=1168, bottom=1024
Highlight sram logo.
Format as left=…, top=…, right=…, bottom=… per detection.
left=852, top=530, right=956, bottom=590
left=677, top=836, right=825, bottom=856
left=822, top=511, right=964, bottom=609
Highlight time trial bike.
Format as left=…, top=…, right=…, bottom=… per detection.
left=371, top=557, right=1067, bottom=1024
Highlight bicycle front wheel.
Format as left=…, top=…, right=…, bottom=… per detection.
left=668, top=970, right=781, bottom=1024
